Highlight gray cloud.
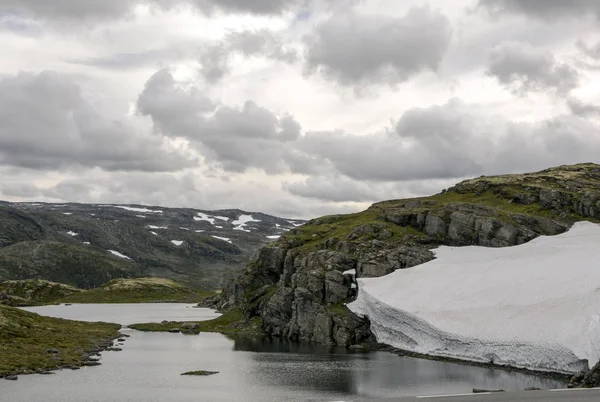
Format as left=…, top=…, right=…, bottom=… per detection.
left=198, top=29, right=298, bottom=83
left=0, top=71, right=193, bottom=171
left=575, top=39, right=600, bottom=70
left=478, top=0, right=600, bottom=20
left=487, top=41, right=579, bottom=95
left=567, top=98, right=600, bottom=118
left=300, top=99, right=600, bottom=182
left=137, top=68, right=600, bottom=184
left=303, top=7, right=452, bottom=88
left=137, top=69, right=311, bottom=174
left=0, top=0, right=310, bottom=22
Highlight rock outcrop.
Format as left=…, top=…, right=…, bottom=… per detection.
left=215, top=163, right=600, bottom=349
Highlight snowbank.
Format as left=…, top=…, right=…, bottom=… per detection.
left=348, top=221, right=600, bottom=374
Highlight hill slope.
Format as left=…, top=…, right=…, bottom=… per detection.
left=0, top=203, right=303, bottom=289
left=216, top=163, right=600, bottom=349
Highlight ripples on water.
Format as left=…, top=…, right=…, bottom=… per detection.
left=1, top=304, right=565, bottom=402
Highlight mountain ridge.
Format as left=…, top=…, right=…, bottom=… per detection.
left=0, top=202, right=304, bottom=289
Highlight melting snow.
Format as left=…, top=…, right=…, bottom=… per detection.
left=171, top=240, right=184, bottom=246
left=180, top=227, right=190, bottom=231
left=233, top=214, right=260, bottom=232
left=211, top=236, right=232, bottom=244
left=115, top=206, right=163, bottom=214
left=215, top=226, right=223, bottom=229
left=63, top=213, right=73, bottom=215
left=147, top=225, right=168, bottom=230
left=194, top=213, right=215, bottom=225
left=348, top=222, right=600, bottom=374
left=108, top=250, right=132, bottom=260
left=343, top=269, right=356, bottom=277
left=267, top=235, right=281, bottom=240
left=136, top=215, right=146, bottom=218
left=66, top=231, right=78, bottom=237
left=83, top=242, right=91, bottom=245
left=287, top=221, right=303, bottom=227
left=195, top=230, right=205, bottom=233
left=150, top=231, right=158, bottom=236
left=215, top=216, right=229, bottom=221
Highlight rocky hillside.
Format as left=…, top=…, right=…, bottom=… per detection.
left=216, top=163, right=600, bottom=348
left=0, top=280, right=82, bottom=306
left=0, top=203, right=303, bottom=289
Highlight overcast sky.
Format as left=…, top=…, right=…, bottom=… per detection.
left=1, top=0, right=599, bottom=218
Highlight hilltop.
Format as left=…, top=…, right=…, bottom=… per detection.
left=0, top=203, right=304, bottom=289
left=211, top=163, right=600, bottom=349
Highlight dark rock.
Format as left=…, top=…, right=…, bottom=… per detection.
left=5, top=375, right=18, bottom=381
left=107, top=347, right=123, bottom=351
left=38, top=371, right=55, bottom=375
left=46, top=348, right=60, bottom=354
left=168, top=328, right=181, bottom=333
left=117, top=338, right=126, bottom=342
left=181, top=322, right=200, bottom=330
left=83, top=361, right=102, bottom=366
left=524, top=387, right=541, bottom=391
left=473, top=389, right=504, bottom=393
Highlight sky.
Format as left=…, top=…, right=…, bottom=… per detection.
left=0, top=0, right=599, bottom=219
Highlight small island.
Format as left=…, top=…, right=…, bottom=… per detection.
left=181, top=370, right=219, bottom=376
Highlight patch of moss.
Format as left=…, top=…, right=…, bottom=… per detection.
left=283, top=209, right=426, bottom=252
left=0, top=304, right=120, bottom=376
left=181, top=370, right=219, bottom=376
left=328, top=302, right=351, bottom=318
left=0, top=279, right=83, bottom=307
left=130, top=309, right=264, bottom=336
left=58, top=278, right=216, bottom=304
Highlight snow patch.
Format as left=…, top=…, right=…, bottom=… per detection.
left=83, top=242, right=91, bottom=245
left=348, top=222, right=600, bottom=374
left=136, top=215, right=146, bottom=218
left=195, top=230, right=205, bottom=233
left=211, top=236, right=232, bottom=244
left=287, top=220, right=303, bottom=227
left=62, top=212, right=73, bottom=215
left=150, top=231, right=158, bottom=236
left=171, top=240, right=184, bottom=246
left=115, top=206, right=163, bottom=214
left=194, top=213, right=215, bottom=225
left=267, top=235, right=281, bottom=240
left=215, top=216, right=229, bottom=221
left=108, top=250, right=132, bottom=260
left=66, top=231, right=78, bottom=237
left=179, top=227, right=190, bottom=231
left=343, top=269, right=356, bottom=277
left=147, top=225, right=168, bottom=230
left=232, top=214, right=260, bottom=232
left=215, top=225, right=223, bottom=229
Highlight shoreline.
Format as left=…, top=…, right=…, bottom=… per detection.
left=376, top=343, right=572, bottom=383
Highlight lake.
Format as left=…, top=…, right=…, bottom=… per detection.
left=1, top=304, right=565, bottom=401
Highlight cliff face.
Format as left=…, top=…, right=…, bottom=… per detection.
left=217, top=163, right=600, bottom=347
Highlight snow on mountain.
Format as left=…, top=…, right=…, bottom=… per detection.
left=212, top=235, right=232, bottom=244
left=194, top=212, right=216, bottom=224
left=233, top=214, right=261, bottom=232
left=115, top=206, right=163, bottom=214
left=66, top=231, right=78, bottom=237
left=108, top=250, right=132, bottom=260
left=348, top=221, right=600, bottom=374
left=171, top=240, right=183, bottom=246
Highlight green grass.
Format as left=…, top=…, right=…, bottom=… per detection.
left=130, top=309, right=263, bottom=336
left=58, top=278, right=216, bottom=304
left=0, top=304, right=120, bottom=376
left=181, top=370, right=219, bottom=376
left=328, top=302, right=351, bottom=318
left=0, top=280, right=83, bottom=306
left=283, top=209, right=426, bottom=252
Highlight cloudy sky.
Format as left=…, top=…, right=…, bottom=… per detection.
left=1, top=0, right=599, bottom=218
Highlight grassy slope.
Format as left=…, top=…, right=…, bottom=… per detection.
left=0, top=304, right=120, bottom=376
left=283, top=163, right=600, bottom=251
left=58, top=278, right=215, bottom=304
left=0, top=279, right=82, bottom=306
left=130, top=309, right=263, bottom=336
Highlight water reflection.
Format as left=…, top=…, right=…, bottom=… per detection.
left=2, top=305, right=567, bottom=402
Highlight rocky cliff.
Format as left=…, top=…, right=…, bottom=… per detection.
left=216, top=163, right=600, bottom=348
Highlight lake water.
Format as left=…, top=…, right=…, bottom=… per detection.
left=1, top=304, right=566, bottom=401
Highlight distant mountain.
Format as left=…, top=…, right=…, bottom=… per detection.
left=0, top=202, right=304, bottom=289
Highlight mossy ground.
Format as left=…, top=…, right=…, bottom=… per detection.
left=0, top=278, right=217, bottom=305
left=181, top=370, right=219, bottom=376
left=0, top=304, right=120, bottom=376
left=130, top=309, right=263, bottom=336
left=58, top=278, right=215, bottom=304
